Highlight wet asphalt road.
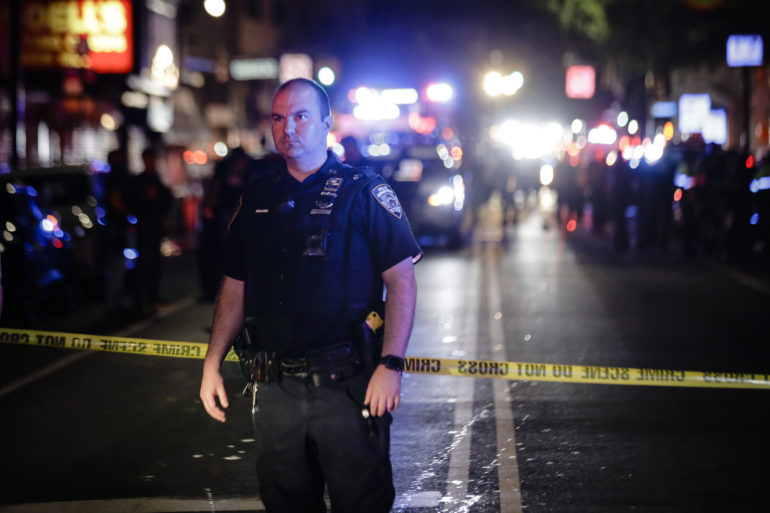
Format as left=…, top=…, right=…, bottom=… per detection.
left=2, top=206, right=770, bottom=512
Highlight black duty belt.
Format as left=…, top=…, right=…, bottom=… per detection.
left=280, top=341, right=362, bottom=386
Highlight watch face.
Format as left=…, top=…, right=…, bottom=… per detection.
left=381, top=355, right=404, bottom=371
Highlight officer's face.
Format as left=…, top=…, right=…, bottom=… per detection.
left=271, top=85, right=332, bottom=163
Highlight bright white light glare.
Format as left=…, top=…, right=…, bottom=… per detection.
left=443, top=157, right=454, bottom=168
left=367, top=143, right=391, bottom=157
left=204, top=0, right=226, bottom=17
left=6, top=221, right=16, bottom=232
left=123, top=248, right=139, bottom=260
left=41, top=219, right=55, bottom=232
left=331, top=143, right=345, bottom=157
left=539, top=164, right=554, bottom=186
left=436, top=144, right=449, bottom=160
left=381, top=88, right=418, bottom=104
left=154, top=45, right=173, bottom=68
left=437, top=186, right=454, bottom=204
left=354, top=103, right=400, bottom=121
left=317, top=66, right=335, bottom=86
left=426, top=83, right=453, bottom=102
left=493, top=120, right=567, bottom=160
left=501, top=72, right=524, bottom=95
left=587, top=125, right=617, bottom=145
left=484, top=71, right=503, bottom=96
left=214, top=142, right=228, bottom=157
left=617, top=111, right=629, bottom=127
left=538, top=187, right=557, bottom=210
left=452, top=175, right=465, bottom=211
left=571, top=119, right=583, bottom=134
left=628, top=120, right=639, bottom=135
left=606, top=151, right=618, bottom=166
left=354, top=87, right=376, bottom=103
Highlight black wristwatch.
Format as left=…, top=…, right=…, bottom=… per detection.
left=379, top=354, right=405, bottom=372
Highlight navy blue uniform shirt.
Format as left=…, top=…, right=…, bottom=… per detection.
left=221, top=152, right=422, bottom=357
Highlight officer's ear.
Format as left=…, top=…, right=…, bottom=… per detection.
left=323, top=115, right=334, bottom=132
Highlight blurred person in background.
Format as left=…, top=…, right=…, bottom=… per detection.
left=198, top=147, right=256, bottom=302
left=199, top=78, right=421, bottom=513
left=129, top=147, right=173, bottom=312
left=340, top=135, right=371, bottom=169
left=101, top=148, right=133, bottom=315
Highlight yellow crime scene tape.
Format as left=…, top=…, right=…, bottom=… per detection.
left=2, top=327, right=770, bottom=390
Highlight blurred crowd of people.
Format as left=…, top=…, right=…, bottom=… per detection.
left=553, top=140, right=768, bottom=262
left=475, top=138, right=770, bottom=265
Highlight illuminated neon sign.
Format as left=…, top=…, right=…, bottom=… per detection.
left=21, top=0, right=134, bottom=73
left=565, top=65, right=596, bottom=99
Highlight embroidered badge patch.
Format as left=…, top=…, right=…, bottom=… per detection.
left=372, top=184, right=402, bottom=219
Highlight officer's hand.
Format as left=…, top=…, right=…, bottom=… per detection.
left=200, top=365, right=229, bottom=423
left=364, top=365, right=402, bottom=417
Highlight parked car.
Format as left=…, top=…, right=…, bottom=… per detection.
left=378, top=146, right=468, bottom=247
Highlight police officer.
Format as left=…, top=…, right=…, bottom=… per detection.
left=199, top=78, right=421, bottom=513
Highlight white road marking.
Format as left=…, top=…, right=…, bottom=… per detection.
left=0, top=497, right=264, bottom=513
left=444, top=251, right=481, bottom=507
left=0, top=295, right=197, bottom=399
left=486, top=245, right=523, bottom=513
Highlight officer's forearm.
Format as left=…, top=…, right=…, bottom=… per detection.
left=205, top=276, right=245, bottom=369
left=381, top=257, right=417, bottom=358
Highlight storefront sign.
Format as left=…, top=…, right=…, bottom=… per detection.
left=22, top=0, right=134, bottom=73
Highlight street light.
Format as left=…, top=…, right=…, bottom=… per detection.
left=484, top=71, right=523, bottom=97
left=204, top=0, right=226, bottom=17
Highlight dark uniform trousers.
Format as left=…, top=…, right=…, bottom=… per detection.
left=252, top=372, right=395, bottom=512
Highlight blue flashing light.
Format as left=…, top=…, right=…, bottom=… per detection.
left=98, top=217, right=107, bottom=226
left=27, top=186, right=38, bottom=197
left=95, top=206, right=106, bottom=217
left=674, top=174, right=690, bottom=189
left=90, top=160, right=108, bottom=173
left=38, top=269, right=63, bottom=288
left=125, top=259, right=136, bottom=270
left=53, top=228, right=64, bottom=238
left=750, top=213, right=759, bottom=225
left=750, top=177, right=770, bottom=193
left=123, top=248, right=139, bottom=260
left=127, top=215, right=138, bottom=224
left=24, top=242, right=34, bottom=252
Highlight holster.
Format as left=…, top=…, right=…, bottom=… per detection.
left=357, top=309, right=385, bottom=376
left=305, top=341, right=361, bottom=387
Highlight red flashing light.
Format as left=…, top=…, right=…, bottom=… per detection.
left=53, top=238, right=63, bottom=248
left=746, top=155, right=755, bottom=168
left=193, top=150, right=208, bottom=165
left=566, top=219, right=577, bottom=232
left=674, top=188, right=683, bottom=202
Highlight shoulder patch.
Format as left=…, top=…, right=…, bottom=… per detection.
left=371, top=184, right=402, bottom=219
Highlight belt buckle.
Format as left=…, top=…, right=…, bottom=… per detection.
left=280, top=357, right=308, bottom=377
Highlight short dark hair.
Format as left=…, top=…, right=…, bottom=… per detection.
left=275, top=78, right=331, bottom=118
